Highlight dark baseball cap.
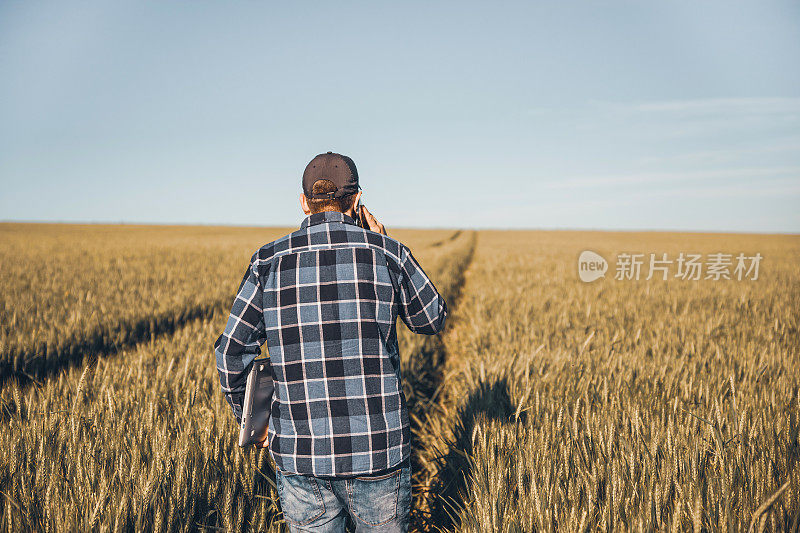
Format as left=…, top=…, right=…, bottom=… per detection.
left=302, top=151, right=360, bottom=199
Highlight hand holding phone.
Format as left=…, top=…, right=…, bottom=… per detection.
left=359, top=204, right=387, bottom=235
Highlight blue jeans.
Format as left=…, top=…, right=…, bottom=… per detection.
left=275, top=461, right=412, bottom=532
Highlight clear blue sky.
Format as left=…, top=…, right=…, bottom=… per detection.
left=1, top=1, right=798, bottom=232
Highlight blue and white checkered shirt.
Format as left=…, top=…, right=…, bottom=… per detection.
left=214, top=211, right=447, bottom=476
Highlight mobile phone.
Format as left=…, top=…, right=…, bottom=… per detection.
left=356, top=199, right=365, bottom=228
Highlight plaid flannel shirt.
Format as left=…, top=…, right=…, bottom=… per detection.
left=214, top=211, right=447, bottom=476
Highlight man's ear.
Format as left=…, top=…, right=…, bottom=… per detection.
left=300, top=193, right=312, bottom=215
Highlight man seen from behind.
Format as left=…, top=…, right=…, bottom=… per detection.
left=214, top=152, right=448, bottom=532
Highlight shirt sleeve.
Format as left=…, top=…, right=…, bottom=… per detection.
left=214, top=253, right=268, bottom=422
left=396, top=246, right=448, bottom=335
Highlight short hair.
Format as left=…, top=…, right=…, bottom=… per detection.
left=306, top=179, right=357, bottom=214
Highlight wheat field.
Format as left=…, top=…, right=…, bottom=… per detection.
left=1, top=223, right=798, bottom=532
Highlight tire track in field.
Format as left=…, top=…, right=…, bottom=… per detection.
left=0, top=301, right=227, bottom=389
left=404, top=230, right=476, bottom=532
left=412, top=233, right=523, bottom=533
left=429, top=230, right=463, bottom=248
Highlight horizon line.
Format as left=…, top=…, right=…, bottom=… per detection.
left=1, top=219, right=798, bottom=237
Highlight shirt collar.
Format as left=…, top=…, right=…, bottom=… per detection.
left=301, top=211, right=358, bottom=230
